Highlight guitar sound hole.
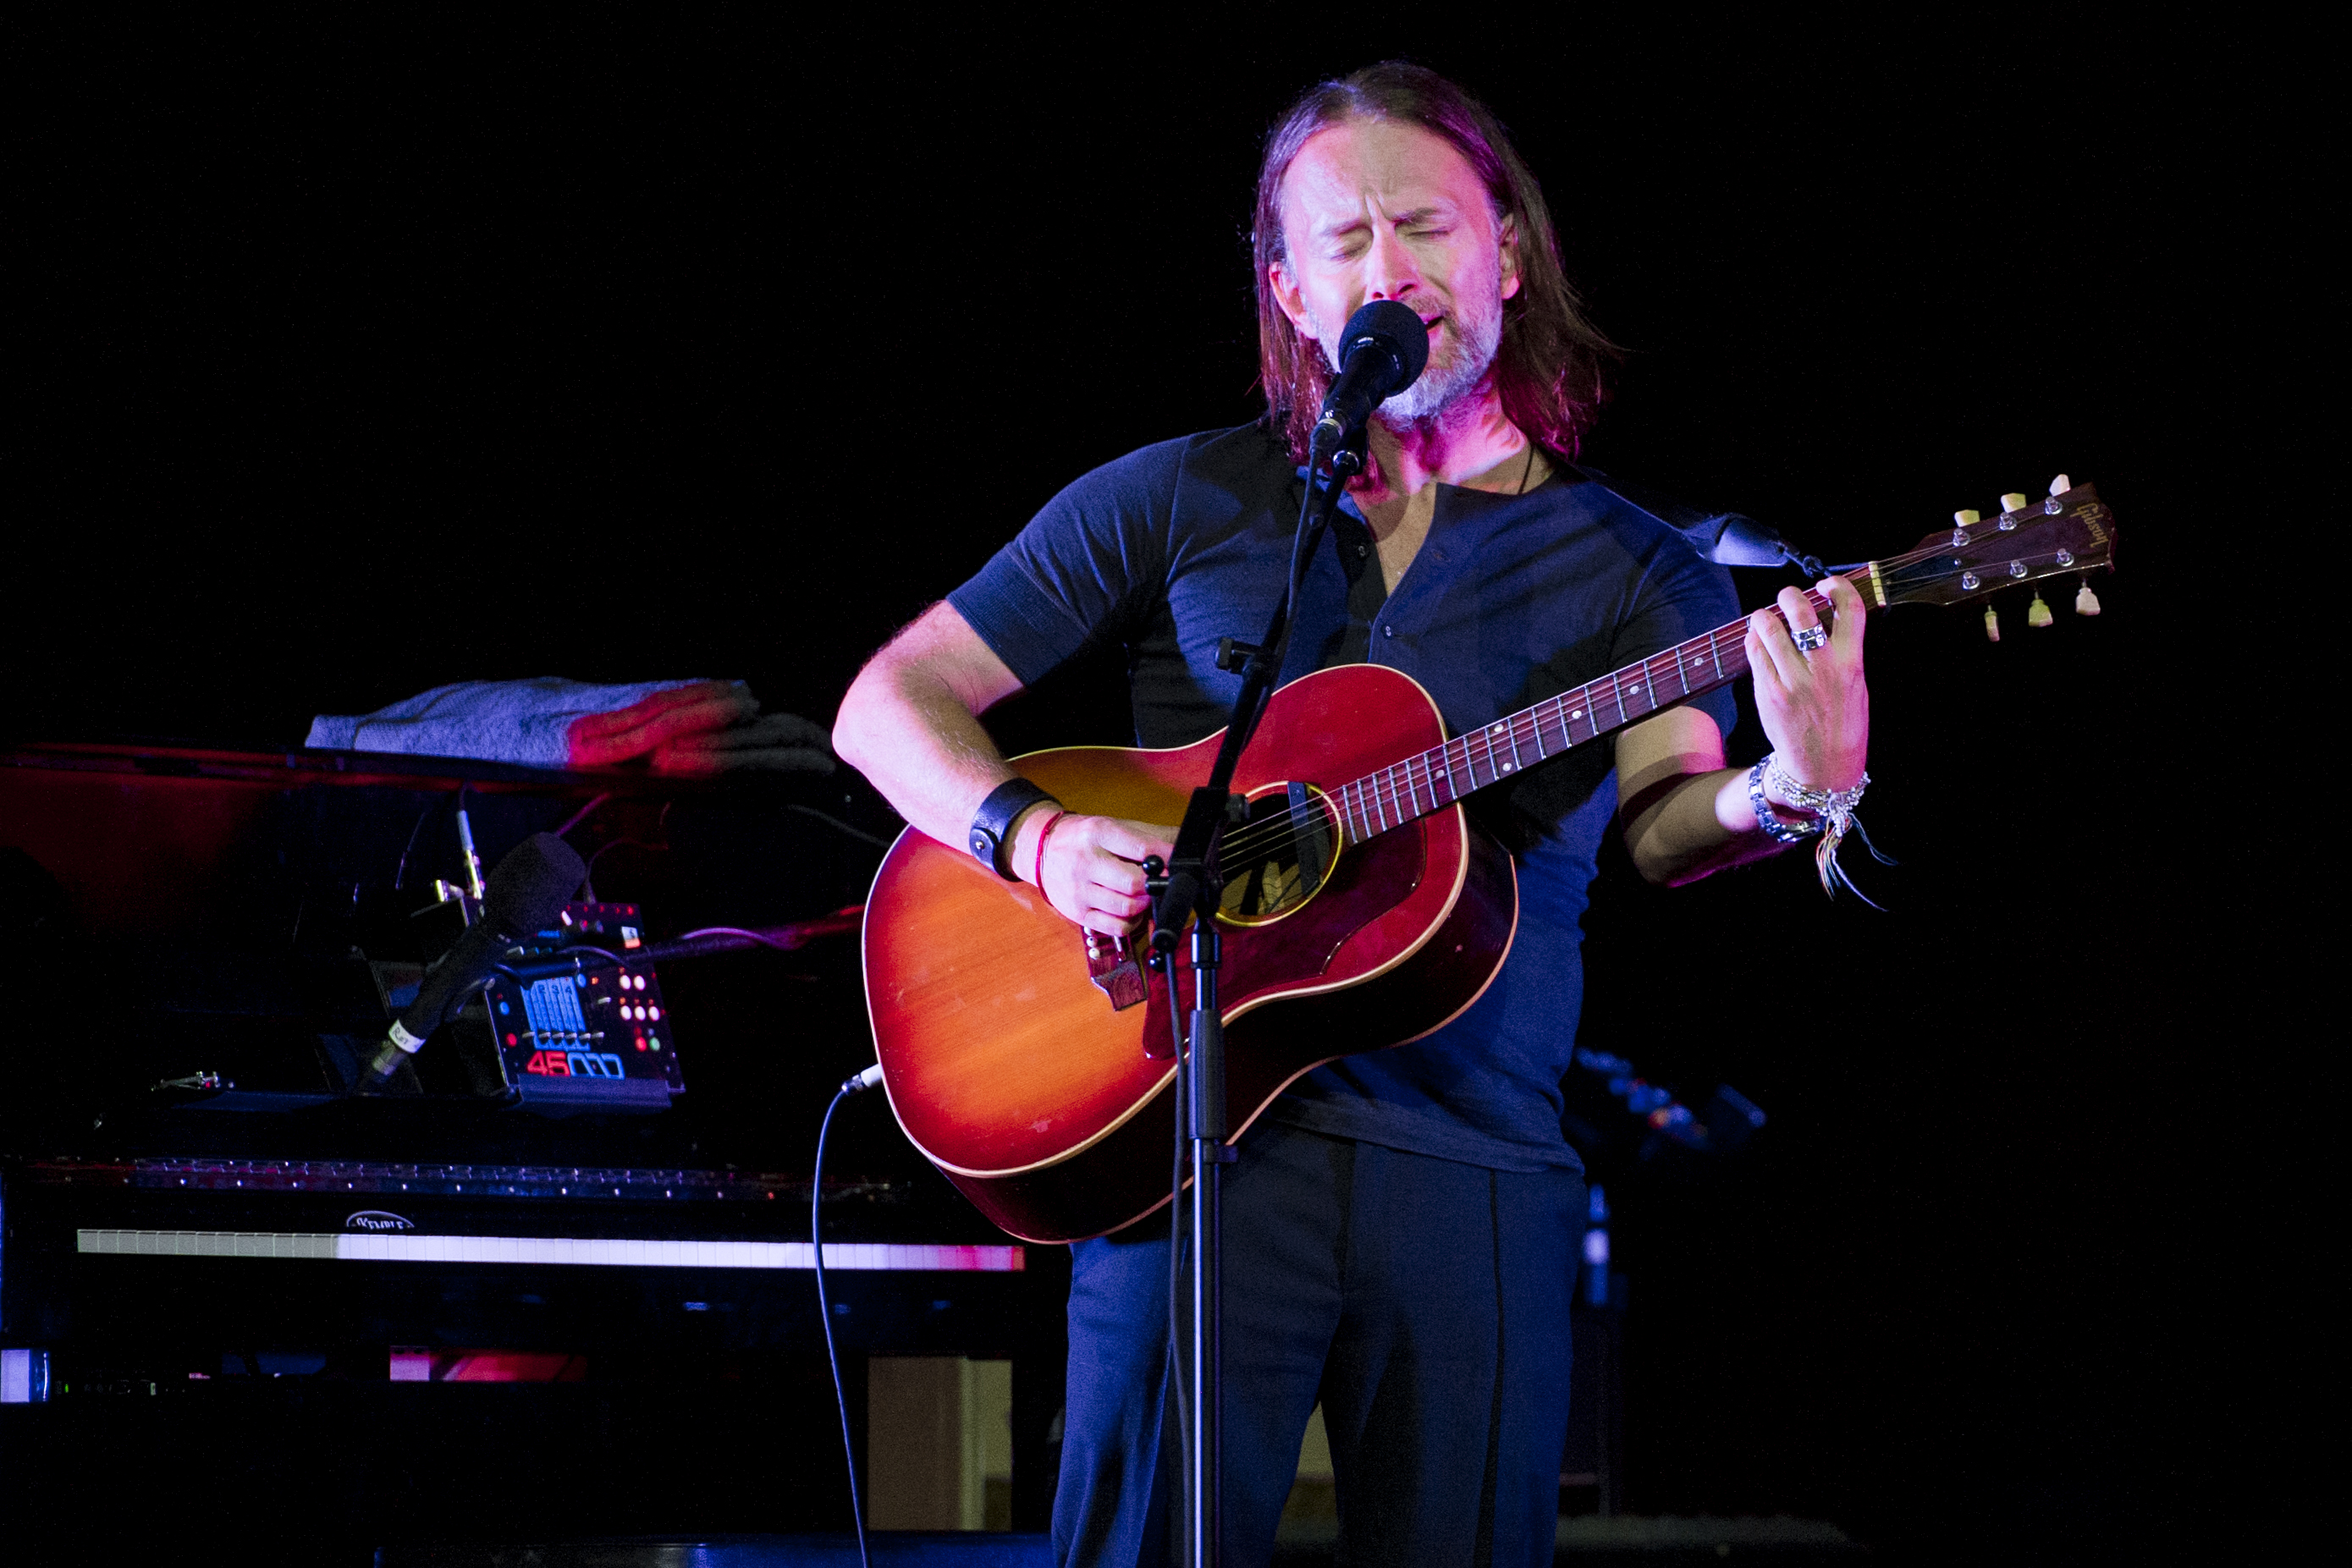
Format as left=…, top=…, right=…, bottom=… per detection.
left=1218, top=783, right=1340, bottom=926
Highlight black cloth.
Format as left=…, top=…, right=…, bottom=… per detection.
left=1055, top=1122, right=1585, bottom=1568
left=947, top=423, right=1739, bottom=1174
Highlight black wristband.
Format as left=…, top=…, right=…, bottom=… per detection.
left=968, top=778, right=1058, bottom=880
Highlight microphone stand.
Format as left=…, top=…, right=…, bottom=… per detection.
left=1149, top=424, right=1364, bottom=1568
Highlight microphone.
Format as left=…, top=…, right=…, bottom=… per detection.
left=355, top=831, right=587, bottom=1092
left=1310, top=300, right=1432, bottom=454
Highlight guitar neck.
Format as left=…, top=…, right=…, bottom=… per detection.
left=1329, top=582, right=1855, bottom=846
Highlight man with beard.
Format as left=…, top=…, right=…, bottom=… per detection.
left=834, top=62, right=1870, bottom=1568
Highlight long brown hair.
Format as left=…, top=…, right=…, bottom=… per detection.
left=1252, top=62, right=1616, bottom=463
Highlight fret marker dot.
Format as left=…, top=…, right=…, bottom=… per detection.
left=1501, top=762, right=1514, bottom=772
left=1571, top=709, right=1582, bottom=719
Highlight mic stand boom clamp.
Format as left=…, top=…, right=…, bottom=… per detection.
left=1147, top=424, right=1364, bottom=1568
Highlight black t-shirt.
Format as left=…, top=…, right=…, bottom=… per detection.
left=950, top=424, right=1738, bottom=1172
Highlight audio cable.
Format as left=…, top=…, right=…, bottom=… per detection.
left=815, top=1062, right=885, bottom=1568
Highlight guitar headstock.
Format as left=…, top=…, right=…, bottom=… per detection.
left=1864, top=476, right=2118, bottom=613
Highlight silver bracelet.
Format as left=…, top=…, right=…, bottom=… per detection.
left=1754, top=752, right=1878, bottom=902
left=1746, top=756, right=1820, bottom=843
left=1761, top=754, right=1870, bottom=830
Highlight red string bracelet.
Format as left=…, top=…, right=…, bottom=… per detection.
left=1032, top=809, right=1068, bottom=889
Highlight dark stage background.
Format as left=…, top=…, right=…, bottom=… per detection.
left=9, top=14, right=2239, bottom=1564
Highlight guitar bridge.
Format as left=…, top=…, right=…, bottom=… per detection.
left=1084, top=931, right=1147, bottom=1012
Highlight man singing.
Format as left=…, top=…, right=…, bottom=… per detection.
left=834, top=62, right=1870, bottom=1568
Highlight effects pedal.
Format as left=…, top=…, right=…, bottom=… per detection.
left=479, top=901, right=684, bottom=1112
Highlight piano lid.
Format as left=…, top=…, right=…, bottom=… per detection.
left=2, top=739, right=700, bottom=794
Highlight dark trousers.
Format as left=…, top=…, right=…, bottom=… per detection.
left=1052, top=1120, right=1584, bottom=1568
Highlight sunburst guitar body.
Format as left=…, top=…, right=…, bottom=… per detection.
left=862, top=663, right=1518, bottom=1244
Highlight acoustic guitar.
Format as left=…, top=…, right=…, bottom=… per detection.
left=862, top=480, right=2118, bottom=1241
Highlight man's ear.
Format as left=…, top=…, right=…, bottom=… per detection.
left=1267, top=258, right=1313, bottom=334
left=1498, top=212, right=1523, bottom=301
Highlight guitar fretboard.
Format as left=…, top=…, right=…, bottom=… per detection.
left=1330, top=586, right=1837, bottom=846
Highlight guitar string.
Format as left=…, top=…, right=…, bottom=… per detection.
left=1210, top=569, right=1983, bottom=862
left=1212, top=610, right=1770, bottom=862
left=1204, top=546, right=2093, bottom=866
left=1210, top=614, right=1768, bottom=863
left=1213, top=679, right=1726, bottom=865
left=1212, top=586, right=1807, bottom=861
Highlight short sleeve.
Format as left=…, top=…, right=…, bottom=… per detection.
left=1615, top=541, right=1742, bottom=740
left=945, top=437, right=1193, bottom=688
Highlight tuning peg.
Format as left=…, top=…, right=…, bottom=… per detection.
left=1953, top=508, right=1980, bottom=526
left=2074, top=578, right=2101, bottom=616
left=2027, top=592, right=2054, bottom=629
left=2048, top=474, right=2072, bottom=496
left=1983, top=605, right=2001, bottom=642
left=1999, top=492, right=2030, bottom=514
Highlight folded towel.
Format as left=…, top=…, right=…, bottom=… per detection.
left=306, top=679, right=731, bottom=768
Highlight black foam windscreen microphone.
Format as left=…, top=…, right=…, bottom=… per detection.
left=1310, top=300, right=1432, bottom=454
left=356, top=831, right=587, bottom=1091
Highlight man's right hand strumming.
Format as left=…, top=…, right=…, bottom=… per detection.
left=1011, top=807, right=1176, bottom=937
left=834, top=601, right=1176, bottom=938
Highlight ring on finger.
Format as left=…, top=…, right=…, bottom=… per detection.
left=1793, top=624, right=1829, bottom=654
